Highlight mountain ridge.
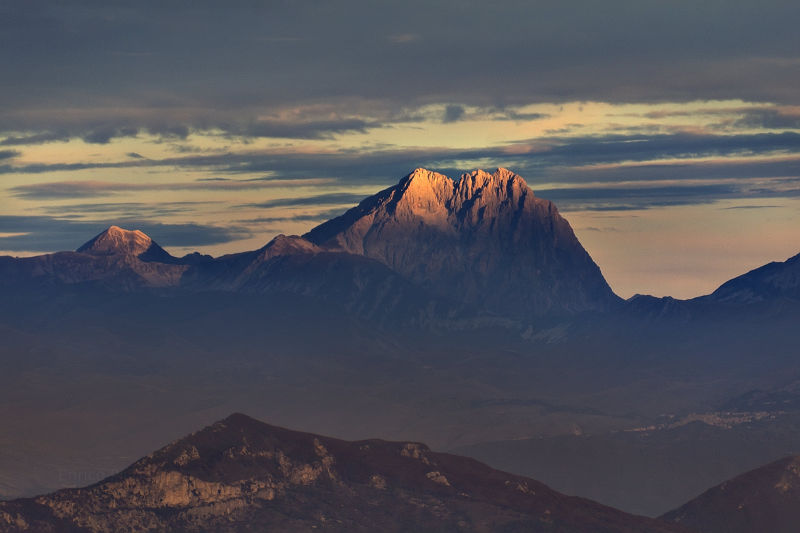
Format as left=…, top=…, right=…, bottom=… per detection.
left=0, top=413, right=689, bottom=533
left=2, top=168, right=798, bottom=323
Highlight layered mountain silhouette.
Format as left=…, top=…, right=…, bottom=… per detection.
left=0, top=168, right=624, bottom=323
left=0, top=413, right=688, bottom=533
left=662, top=454, right=800, bottom=533
left=4, top=167, right=797, bottom=324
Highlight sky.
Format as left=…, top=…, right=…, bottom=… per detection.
left=1, top=1, right=799, bottom=299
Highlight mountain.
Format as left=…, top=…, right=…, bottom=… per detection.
left=182, top=235, right=478, bottom=327
left=0, top=167, right=623, bottom=322
left=0, top=413, right=688, bottom=533
left=306, top=168, right=621, bottom=317
left=76, top=225, right=176, bottom=263
left=707, top=252, right=800, bottom=303
left=0, top=226, right=188, bottom=290
left=662, top=454, right=800, bottom=533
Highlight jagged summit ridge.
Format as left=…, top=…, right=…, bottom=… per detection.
left=306, top=167, right=621, bottom=317
left=382, top=167, right=534, bottom=220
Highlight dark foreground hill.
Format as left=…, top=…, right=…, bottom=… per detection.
left=0, top=413, right=688, bottom=533
left=662, top=454, right=800, bottom=533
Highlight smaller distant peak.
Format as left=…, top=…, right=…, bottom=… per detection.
left=77, top=225, right=154, bottom=256
left=75, top=225, right=177, bottom=263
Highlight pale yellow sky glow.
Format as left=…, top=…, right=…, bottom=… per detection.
left=2, top=99, right=799, bottom=299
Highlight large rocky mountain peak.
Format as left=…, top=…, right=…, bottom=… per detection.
left=306, top=168, right=621, bottom=317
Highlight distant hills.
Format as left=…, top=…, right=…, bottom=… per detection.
left=0, top=413, right=688, bottom=533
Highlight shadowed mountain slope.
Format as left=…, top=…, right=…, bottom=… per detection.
left=0, top=413, right=689, bottom=533
left=662, top=454, right=800, bottom=533
left=707, top=252, right=800, bottom=303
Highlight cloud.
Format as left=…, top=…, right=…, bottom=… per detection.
left=5, top=2, right=800, bottom=114
left=239, top=208, right=349, bottom=224
left=733, top=108, right=800, bottom=130
left=2, top=0, right=800, bottom=161
left=721, top=204, right=781, bottom=210
left=0, top=150, right=19, bottom=160
left=443, top=105, right=465, bottom=123
left=537, top=184, right=736, bottom=211
left=0, top=132, right=71, bottom=146
left=513, top=131, right=800, bottom=167
left=237, top=118, right=379, bottom=140
left=81, top=126, right=139, bottom=144
left=3, top=129, right=800, bottom=209
left=241, top=192, right=366, bottom=209
left=0, top=117, right=380, bottom=149
left=0, top=215, right=251, bottom=253
left=10, top=178, right=337, bottom=199
left=537, top=180, right=800, bottom=212
left=495, top=111, right=550, bottom=122
left=39, top=201, right=212, bottom=219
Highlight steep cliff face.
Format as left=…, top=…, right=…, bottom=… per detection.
left=306, top=168, right=620, bottom=317
left=0, top=414, right=687, bottom=533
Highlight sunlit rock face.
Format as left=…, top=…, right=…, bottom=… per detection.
left=306, top=168, right=620, bottom=317
left=0, top=414, right=687, bottom=533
